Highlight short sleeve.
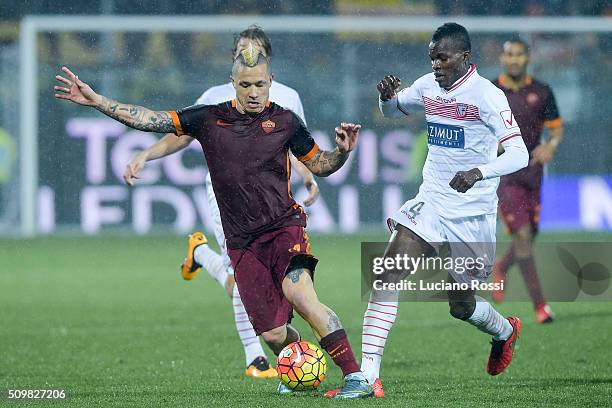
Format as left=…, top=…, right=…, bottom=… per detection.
left=543, top=87, right=562, bottom=128
left=289, top=114, right=318, bottom=162
left=172, top=104, right=208, bottom=138
left=480, top=86, right=522, bottom=143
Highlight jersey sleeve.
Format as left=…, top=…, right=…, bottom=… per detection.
left=379, top=75, right=425, bottom=117
left=543, top=87, right=562, bottom=128
left=170, top=104, right=208, bottom=138
left=288, top=114, right=318, bottom=162
left=480, top=85, right=522, bottom=143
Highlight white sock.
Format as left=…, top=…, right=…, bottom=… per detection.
left=194, top=244, right=229, bottom=289
left=466, top=296, right=513, bottom=341
left=232, top=284, right=266, bottom=366
left=360, top=297, right=398, bottom=384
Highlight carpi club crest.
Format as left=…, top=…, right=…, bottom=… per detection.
left=456, top=103, right=468, bottom=118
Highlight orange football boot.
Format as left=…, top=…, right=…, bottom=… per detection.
left=245, top=356, right=278, bottom=379
left=180, top=231, right=207, bottom=281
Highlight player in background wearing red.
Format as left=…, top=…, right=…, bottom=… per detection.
left=491, top=38, right=564, bottom=323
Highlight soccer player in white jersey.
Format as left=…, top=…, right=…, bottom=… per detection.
left=123, top=26, right=319, bottom=379
left=325, top=23, right=530, bottom=398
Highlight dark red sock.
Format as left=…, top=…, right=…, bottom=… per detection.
left=319, top=329, right=360, bottom=377
left=517, top=256, right=545, bottom=307
left=498, top=245, right=515, bottom=274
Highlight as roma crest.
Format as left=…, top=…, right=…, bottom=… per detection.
left=261, top=120, right=276, bottom=134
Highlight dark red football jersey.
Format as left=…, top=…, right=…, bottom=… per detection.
left=170, top=100, right=319, bottom=249
left=493, top=74, right=562, bottom=189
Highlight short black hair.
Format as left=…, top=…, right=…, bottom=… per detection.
left=431, top=22, right=471, bottom=52
left=504, top=37, right=529, bottom=54
left=233, top=25, right=272, bottom=57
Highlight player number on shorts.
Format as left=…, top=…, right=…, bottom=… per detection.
left=409, top=202, right=425, bottom=218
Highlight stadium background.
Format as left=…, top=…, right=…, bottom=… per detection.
left=1, top=1, right=611, bottom=407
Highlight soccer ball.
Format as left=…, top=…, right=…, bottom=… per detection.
left=276, top=341, right=327, bottom=390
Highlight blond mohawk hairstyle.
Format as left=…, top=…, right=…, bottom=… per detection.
left=240, top=42, right=260, bottom=67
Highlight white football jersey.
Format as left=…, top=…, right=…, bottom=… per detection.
left=196, top=81, right=306, bottom=125
left=380, top=65, right=522, bottom=218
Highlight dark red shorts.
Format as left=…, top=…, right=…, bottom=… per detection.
left=497, top=184, right=541, bottom=234
left=227, top=225, right=318, bottom=335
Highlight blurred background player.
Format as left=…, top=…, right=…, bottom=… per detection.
left=123, top=25, right=319, bottom=378
left=491, top=38, right=564, bottom=323
left=326, top=23, right=528, bottom=398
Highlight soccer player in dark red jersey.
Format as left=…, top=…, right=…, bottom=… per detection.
left=491, top=38, right=564, bottom=323
left=54, top=50, right=373, bottom=399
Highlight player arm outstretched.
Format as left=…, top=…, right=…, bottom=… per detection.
left=123, top=133, right=194, bottom=186
left=298, top=122, right=360, bottom=178
left=54, top=66, right=177, bottom=134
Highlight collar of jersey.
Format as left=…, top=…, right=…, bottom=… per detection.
left=497, top=73, right=533, bottom=90
left=443, top=64, right=477, bottom=93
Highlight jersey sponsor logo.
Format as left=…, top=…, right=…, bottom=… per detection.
left=216, top=119, right=232, bottom=127
left=436, top=96, right=457, bottom=104
left=500, top=110, right=519, bottom=129
left=427, top=122, right=465, bottom=149
left=261, top=120, right=276, bottom=133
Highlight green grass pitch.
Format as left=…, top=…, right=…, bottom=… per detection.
left=1, top=232, right=611, bottom=407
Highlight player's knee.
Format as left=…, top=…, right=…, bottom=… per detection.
left=288, top=291, right=316, bottom=318
left=261, top=325, right=286, bottom=345
left=513, top=230, right=533, bottom=258
left=449, top=300, right=475, bottom=321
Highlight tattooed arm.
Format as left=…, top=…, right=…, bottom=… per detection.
left=303, top=148, right=350, bottom=177
left=302, top=122, right=361, bottom=177
left=96, top=97, right=176, bottom=133
left=54, top=66, right=177, bottom=134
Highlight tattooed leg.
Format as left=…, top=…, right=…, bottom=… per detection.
left=282, top=268, right=344, bottom=339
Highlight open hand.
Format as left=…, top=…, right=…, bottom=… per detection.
left=377, top=75, right=401, bottom=102
left=123, top=153, right=147, bottom=186
left=54, top=66, right=100, bottom=107
left=302, top=179, right=319, bottom=207
left=335, top=122, right=361, bottom=154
